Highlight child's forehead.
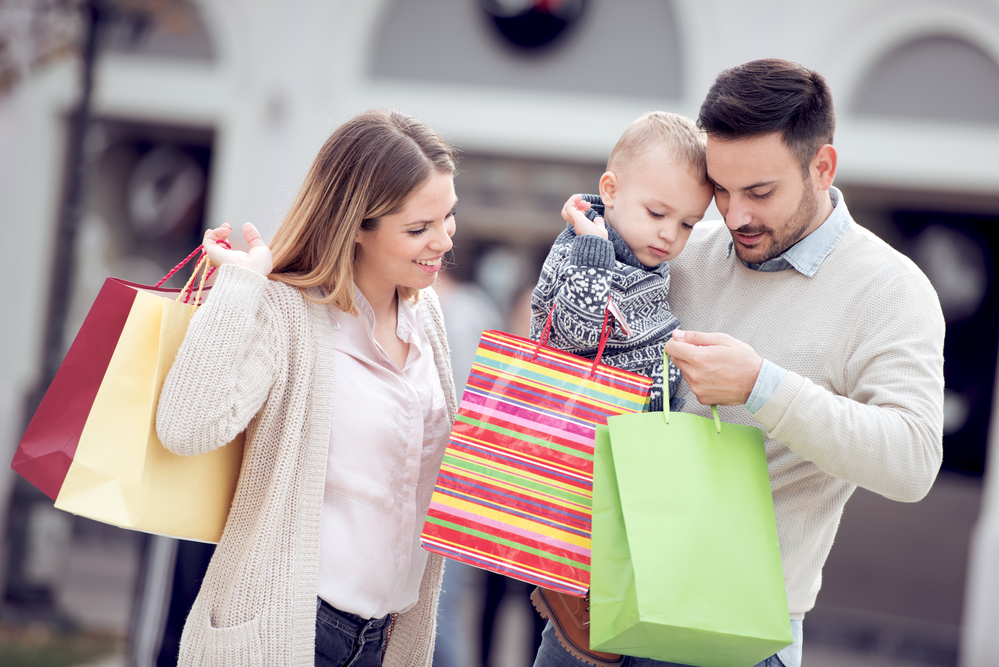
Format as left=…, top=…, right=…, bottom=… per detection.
left=611, top=143, right=678, bottom=172
left=612, top=147, right=692, bottom=182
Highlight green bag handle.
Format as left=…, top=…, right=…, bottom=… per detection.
left=664, top=348, right=722, bottom=433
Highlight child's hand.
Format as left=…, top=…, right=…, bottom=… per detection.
left=560, top=194, right=590, bottom=224
left=562, top=194, right=608, bottom=240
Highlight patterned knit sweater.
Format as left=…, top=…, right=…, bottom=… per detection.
left=530, top=196, right=681, bottom=412
left=156, top=264, right=457, bottom=667
left=667, top=215, right=945, bottom=618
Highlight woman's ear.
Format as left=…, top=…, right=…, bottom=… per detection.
left=598, top=171, right=618, bottom=207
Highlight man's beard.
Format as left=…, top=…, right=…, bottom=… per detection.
left=729, top=182, right=819, bottom=264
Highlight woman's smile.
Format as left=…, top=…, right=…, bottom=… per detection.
left=414, top=256, right=444, bottom=272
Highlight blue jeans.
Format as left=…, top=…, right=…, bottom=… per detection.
left=532, top=622, right=792, bottom=667
left=314, top=598, right=394, bottom=667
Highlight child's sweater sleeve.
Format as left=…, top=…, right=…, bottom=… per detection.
left=530, top=225, right=618, bottom=351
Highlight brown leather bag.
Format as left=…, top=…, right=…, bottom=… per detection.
left=530, top=587, right=622, bottom=667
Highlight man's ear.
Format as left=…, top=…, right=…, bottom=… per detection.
left=598, top=171, right=618, bottom=207
left=811, top=144, right=837, bottom=191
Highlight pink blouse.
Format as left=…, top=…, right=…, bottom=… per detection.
left=317, top=290, right=451, bottom=619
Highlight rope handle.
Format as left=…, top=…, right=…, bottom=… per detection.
left=153, top=239, right=232, bottom=306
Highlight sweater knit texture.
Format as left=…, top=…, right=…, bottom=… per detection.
left=667, top=212, right=945, bottom=618
left=156, top=263, right=457, bottom=667
left=530, top=196, right=681, bottom=412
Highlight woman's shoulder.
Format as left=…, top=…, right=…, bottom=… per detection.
left=262, top=277, right=318, bottom=311
left=418, top=286, right=448, bottom=335
left=420, top=284, right=442, bottom=309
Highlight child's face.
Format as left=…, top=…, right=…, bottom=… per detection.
left=599, top=155, right=713, bottom=267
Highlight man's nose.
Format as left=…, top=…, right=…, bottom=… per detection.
left=725, top=197, right=752, bottom=228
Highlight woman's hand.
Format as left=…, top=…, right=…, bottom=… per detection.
left=561, top=194, right=608, bottom=240
left=203, top=223, right=273, bottom=277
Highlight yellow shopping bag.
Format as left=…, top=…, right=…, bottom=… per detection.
left=13, top=251, right=243, bottom=543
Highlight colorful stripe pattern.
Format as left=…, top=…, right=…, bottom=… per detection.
left=421, top=329, right=652, bottom=596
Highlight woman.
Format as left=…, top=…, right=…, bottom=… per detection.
left=156, top=109, right=459, bottom=667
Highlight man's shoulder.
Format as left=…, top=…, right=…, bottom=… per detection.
left=820, top=222, right=942, bottom=325
left=671, top=220, right=730, bottom=271
left=690, top=219, right=730, bottom=239
left=833, top=222, right=931, bottom=285
left=685, top=220, right=731, bottom=252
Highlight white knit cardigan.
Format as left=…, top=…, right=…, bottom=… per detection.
left=156, top=263, right=457, bottom=667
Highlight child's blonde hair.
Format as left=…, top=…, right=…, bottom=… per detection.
left=607, top=111, right=707, bottom=184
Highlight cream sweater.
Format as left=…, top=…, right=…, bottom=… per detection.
left=667, top=216, right=945, bottom=619
left=156, top=264, right=457, bottom=667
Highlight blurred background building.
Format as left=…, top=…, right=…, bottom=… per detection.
left=1, top=0, right=998, bottom=665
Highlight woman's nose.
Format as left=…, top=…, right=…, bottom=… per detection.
left=433, top=219, right=455, bottom=252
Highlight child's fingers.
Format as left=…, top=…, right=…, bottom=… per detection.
left=560, top=194, right=589, bottom=224
left=565, top=202, right=590, bottom=227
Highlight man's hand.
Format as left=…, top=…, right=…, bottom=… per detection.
left=561, top=194, right=608, bottom=240
left=663, top=330, right=763, bottom=406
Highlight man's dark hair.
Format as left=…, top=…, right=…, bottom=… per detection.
left=697, top=59, right=835, bottom=174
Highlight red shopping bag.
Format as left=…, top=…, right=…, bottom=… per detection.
left=11, top=246, right=244, bottom=543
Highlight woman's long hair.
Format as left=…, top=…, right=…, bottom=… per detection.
left=268, top=109, right=457, bottom=315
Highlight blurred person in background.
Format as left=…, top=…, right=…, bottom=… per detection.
left=433, top=268, right=503, bottom=667
left=544, top=59, right=945, bottom=667
left=154, top=109, right=458, bottom=667
left=434, top=258, right=547, bottom=667
left=477, top=276, right=548, bottom=667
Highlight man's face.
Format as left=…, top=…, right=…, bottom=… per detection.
left=707, top=133, right=822, bottom=264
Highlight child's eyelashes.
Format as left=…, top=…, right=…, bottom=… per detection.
left=647, top=208, right=665, bottom=219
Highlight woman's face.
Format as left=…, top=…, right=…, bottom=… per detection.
left=354, top=171, right=457, bottom=298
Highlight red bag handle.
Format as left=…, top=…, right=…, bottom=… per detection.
left=154, top=239, right=232, bottom=304
left=533, top=297, right=620, bottom=378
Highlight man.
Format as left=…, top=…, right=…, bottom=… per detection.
left=535, top=59, right=945, bottom=667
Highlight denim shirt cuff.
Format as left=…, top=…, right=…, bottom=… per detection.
left=746, top=359, right=789, bottom=414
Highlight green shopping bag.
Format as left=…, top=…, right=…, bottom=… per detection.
left=590, top=397, right=792, bottom=667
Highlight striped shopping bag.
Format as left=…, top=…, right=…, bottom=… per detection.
left=421, top=304, right=653, bottom=596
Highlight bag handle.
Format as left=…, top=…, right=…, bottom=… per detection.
left=154, top=239, right=232, bottom=306
left=664, top=346, right=722, bottom=433
left=534, top=296, right=621, bottom=378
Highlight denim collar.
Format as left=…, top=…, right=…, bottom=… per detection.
left=730, top=186, right=850, bottom=276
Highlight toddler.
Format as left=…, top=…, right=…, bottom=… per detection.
left=530, top=111, right=713, bottom=412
